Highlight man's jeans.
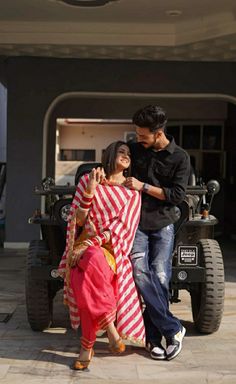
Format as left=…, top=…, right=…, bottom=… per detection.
left=130, top=225, right=181, bottom=341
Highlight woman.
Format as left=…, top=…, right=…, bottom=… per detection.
left=58, top=141, right=145, bottom=370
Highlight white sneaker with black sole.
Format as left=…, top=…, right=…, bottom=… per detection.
left=146, top=342, right=166, bottom=360
left=166, top=326, right=186, bottom=361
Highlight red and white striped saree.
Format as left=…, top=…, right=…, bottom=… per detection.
left=58, top=174, right=145, bottom=345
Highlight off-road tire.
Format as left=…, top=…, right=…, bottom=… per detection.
left=191, top=239, right=225, bottom=333
left=25, top=240, right=53, bottom=331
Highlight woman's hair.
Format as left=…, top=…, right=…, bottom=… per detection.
left=102, top=141, right=131, bottom=178
left=132, top=105, right=167, bottom=133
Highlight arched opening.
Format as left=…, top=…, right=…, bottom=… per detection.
left=42, top=92, right=236, bottom=236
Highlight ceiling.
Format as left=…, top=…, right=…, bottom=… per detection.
left=1, top=0, right=236, bottom=61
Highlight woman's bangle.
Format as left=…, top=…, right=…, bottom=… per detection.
left=83, top=239, right=94, bottom=247
left=79, top=191, right=94, bottom=210
left=83, top=231, right=110, bottom=248
left=77, top=205, right=90, bottom=212
left=83, top=190, right=94, bottom=198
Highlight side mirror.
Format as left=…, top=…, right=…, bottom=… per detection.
left=202, top=180, right=220, bottom=216
left=41, top=176, right=55, bottom=191
left=206, top=180, right=220, bottom=195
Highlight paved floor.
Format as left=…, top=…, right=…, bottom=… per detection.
left=0, top=237, right=235, bottom=384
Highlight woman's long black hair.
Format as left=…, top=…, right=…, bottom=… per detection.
left=101, top=141, right=131, bottom=179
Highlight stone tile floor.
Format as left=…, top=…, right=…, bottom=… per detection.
left=0, top=237, right=235, bottom=383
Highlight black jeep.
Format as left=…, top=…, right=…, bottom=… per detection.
left=26, top=164, right=224, bottom=334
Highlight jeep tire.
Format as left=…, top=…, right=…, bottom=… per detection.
left=25, top=240, right=53, bottom=331
left=191, top=239, right=225, bottom=333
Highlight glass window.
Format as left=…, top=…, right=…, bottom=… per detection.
left=202, top=153, right=222, bottom=180
left=60, top=149, right=95, bottom=161
left=182, top=125, right=201, bottom=149
left=203, top=125, right=222, bottom=150
left=167, top=126, right=180, bottom=145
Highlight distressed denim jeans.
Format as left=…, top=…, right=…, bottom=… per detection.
left=130, top=225, right=181, bottom=340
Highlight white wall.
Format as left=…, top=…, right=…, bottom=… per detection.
left=55, top=99, right=228, bottom=184
left=58, top=123, right=134, bottom=161
left=55, top=122, right=134, bottom=184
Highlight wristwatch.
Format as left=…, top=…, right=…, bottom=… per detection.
left=142, top=183, right=150, bottom=193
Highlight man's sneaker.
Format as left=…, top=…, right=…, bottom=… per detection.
left=146, top=342, right=166, bottom=360
left=166, top=326, right=186, bottom=361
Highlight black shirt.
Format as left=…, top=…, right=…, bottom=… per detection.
left=129, top=136, right=190, bottom=230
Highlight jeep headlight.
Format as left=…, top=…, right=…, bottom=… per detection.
left=60, top=204, right=71, bottom=222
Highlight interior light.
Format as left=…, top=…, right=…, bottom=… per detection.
left=166, top=10, right=182, bottom=17
left=60, top=0, right=118, bottom=7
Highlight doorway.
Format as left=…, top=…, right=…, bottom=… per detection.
left=55, top=118, right=134, bottom=185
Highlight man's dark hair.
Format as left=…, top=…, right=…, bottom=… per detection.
left=102, top=141, right=131, bottom=178
left=132, top=105, right=167, bottom=133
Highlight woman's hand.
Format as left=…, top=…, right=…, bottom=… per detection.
left=87, top=167, right=106, bottom=194
left=68, top=243, right=88, bottom=267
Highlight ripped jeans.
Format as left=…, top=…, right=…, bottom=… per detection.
left=130, top=225, right=181, bottom=341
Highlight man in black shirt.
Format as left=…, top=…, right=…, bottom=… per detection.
left=125, top=105, right=190, bottom=361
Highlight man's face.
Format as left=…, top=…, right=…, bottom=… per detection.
left=135, top=126, right=160, bottom=148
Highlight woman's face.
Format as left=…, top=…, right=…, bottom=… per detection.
left=115, top=144, right=131, bottom=171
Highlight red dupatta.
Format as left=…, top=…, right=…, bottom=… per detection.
left=58, top=174, right=145, bottom=345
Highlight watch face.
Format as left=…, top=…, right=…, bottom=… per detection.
left=143, top=183, right=149, bottom=192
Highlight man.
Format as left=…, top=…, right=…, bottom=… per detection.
left=125, top=105, right=190, bottom=361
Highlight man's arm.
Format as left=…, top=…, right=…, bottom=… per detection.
left=162, top=153, right=191, bottom=204
left=125, top=177, right=166, bottom=200
left=125, top=152, right=190, bottom=204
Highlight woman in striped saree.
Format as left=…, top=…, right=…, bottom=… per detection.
left=58, top=141, right=145, bottom=370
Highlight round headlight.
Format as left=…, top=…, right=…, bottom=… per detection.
left=51, top=269, right=60, bottom=279
left=177, top=270, right=188, bottom=281
left=60, top=204, right=71, bottom=222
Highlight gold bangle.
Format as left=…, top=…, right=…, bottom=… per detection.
left=83, top=190, right=94, bottom=198
left=77, top=205, right=90, bottom=212
left=83, top=239, right=93, bottom=247
left=103, top=231, right=110, bottom=242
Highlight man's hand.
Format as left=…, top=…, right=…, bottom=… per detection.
left=125, top=177, right=144, bottom=191
left=125, top=177, right=166, bottom=200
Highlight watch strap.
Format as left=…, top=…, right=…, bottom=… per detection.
left=142, top=183, right=150, bottom=193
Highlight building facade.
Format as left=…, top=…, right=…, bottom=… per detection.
left=1, top=57, right=236, bottom=245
